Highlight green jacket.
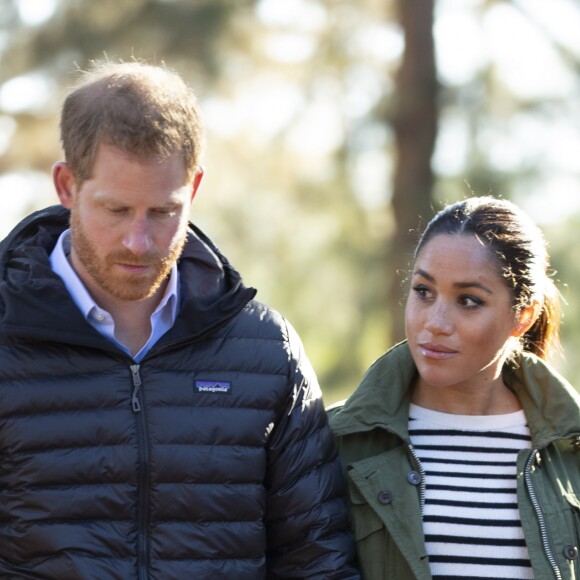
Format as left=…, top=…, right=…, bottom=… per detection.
left=329, top=342, right=580, bottom=580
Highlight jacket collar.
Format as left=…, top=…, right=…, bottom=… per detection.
left=330, top=341, right=580, bottom=448
left=504, top=354, right=580, bottom=448
left=330, top=342, right=416, bottom=442
left=0, top=205, right=256, bottom=352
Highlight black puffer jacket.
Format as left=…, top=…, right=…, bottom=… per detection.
left=0, top=206, right=359, bottom=579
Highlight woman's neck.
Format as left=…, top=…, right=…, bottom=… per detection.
left=411, top=377, right=522, bottom=415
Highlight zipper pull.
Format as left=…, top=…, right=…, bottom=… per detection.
left=130, top=364, right=142, bottom=412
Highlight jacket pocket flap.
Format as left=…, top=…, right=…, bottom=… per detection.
left=347, top=478, right=384, bottom=540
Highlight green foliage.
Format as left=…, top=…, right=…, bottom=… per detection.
left=0, top=0, right=246, bottom=81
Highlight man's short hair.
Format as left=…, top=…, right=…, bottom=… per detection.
left=60, top=60, right=205, bottom=184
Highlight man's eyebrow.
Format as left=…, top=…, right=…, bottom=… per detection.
left=92, top=191, right=186, bottom=206
left=413, top=269, right=493, bottom=294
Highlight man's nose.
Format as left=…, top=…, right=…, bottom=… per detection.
left=122, top=217, right=152, bottom=255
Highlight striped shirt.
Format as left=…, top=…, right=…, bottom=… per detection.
left=409, top=403, right=534, bottom=580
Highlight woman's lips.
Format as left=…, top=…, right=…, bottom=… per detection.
left=418, top=343, right=458, bottom=360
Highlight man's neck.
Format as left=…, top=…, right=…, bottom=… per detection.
left=90, top=284, right=166, bottom=357
left=110, top=303, right=154, bottom=356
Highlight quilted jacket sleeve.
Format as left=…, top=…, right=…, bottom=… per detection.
left=265, top=320, right=360, bottom=579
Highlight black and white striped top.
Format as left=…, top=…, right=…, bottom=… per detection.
left=409, top=403, right=534, bottom=580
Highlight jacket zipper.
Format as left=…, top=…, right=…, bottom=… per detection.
left=131, top=364, right=142, bottom=412
left=524, top=449, right=562, bottom=580
left=130, top=364, right=150, bottom=580
left=408, top=444, right=426, bottom=516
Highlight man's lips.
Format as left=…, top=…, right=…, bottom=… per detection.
left=116, top=262, right=152, bottom=273
left=418, top=342, right=458, bottom=360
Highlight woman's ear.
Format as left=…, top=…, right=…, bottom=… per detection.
left=52, top=161, right=77, bottom=209
left=512, top=301, right=541, bottom=337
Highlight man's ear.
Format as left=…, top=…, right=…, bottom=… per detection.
left=52, top=162, right=77, bottom=209
left=512, top=301, right=541, bottom=337
left=190, top=166, right=204, bottom=202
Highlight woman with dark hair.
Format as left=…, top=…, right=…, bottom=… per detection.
left=330, top=196, right=580, bottom=580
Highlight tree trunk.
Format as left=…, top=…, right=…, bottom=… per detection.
left=389, top=0, right=438, bottom=342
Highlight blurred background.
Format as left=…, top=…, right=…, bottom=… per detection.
left=1, top=0, right=580, bottom=403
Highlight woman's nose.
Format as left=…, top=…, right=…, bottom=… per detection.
left=425, top=301, right=453, bottom=335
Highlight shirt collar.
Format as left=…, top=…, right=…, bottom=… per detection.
left=49, top=229, right=179, bottom=323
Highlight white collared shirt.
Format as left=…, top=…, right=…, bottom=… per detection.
left=50, top=229, right=179, bottom=361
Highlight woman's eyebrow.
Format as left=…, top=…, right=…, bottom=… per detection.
left=453, top=281, right=493, bottom=294
left=413, top=268, right=435, bottom=282
left=413, top=269, right=493, bottom=294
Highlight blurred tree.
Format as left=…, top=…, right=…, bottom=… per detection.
left=389, top=0, right=437, bottom=342
left=0, top=0, right=241, bottom=81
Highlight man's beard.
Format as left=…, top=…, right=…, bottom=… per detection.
left=70, top=212, right=187, bottom=302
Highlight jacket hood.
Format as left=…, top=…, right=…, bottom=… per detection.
left=0, top=205, right=256, bottom=351
left=330, top=341, right=580, bottom=448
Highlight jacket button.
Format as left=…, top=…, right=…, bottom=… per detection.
left=407, top=471, right=421, bottom=485
left=564, top=545, right=578, bottom=560
left=377, top=490, right=393, bottom=505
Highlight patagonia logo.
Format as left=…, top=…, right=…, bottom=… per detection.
left=195, top=380, right=232, bottom=394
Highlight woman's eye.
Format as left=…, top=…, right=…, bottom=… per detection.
left=412, top=285, right=431, bottom=300
left=460, top=295, right=484, bottom=308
